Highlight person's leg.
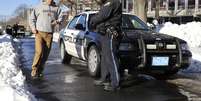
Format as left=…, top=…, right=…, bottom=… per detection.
left=38, top=32, right=53, bottom=75
left=108, top=35, right=120, bottom=88
left=31, top=32, right=43, bottom=77
left=94, top=35, right=110, bottom=86
left=100, top=35, right=110, bottom=80
left=104, top=29, right=121, bottom=91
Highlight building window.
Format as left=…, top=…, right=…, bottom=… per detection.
left=122, top=0, right=133, bottom=13
left=123, top=0, right=127, bottom=9
left=199, top=0, right=201, bottom=8
left=128, top=2, right=133, bottom=12
left=189, top=0, right=195, bottom=9
left=169, top=0, right=175, bottom=10
left=151, top=0, right=156, bottom=10
left=160, top=0, right=166, bottom=10
left=151, top=0, right=167, bottom=10
left=178, top=0, right=185, bottom=9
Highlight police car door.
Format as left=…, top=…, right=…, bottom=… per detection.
left=74, top=14, right=87, bottom=60
left=64, top=14, right=86, bottom=59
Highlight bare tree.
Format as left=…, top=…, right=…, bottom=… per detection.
left=133, top=0, right=148, bottom=22
left=59, top=0, right=75, bottom=5
left=60, top=0, right=99, bottom=15
left=58, top=0, right=76, bottom=16
left=14, top=4, right=28, bottom=19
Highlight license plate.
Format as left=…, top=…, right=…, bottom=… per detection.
left=152, top=56, right=169, bottom=66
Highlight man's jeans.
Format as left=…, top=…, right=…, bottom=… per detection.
left=31, top=31, right=53, bottom=76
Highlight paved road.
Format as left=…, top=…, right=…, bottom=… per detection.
left=19, top=38, right=190, bottom=101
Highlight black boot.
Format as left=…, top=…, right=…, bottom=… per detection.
left=104, top=84, right=120, bottom=92
left=94, top=80, right=109, bottom=86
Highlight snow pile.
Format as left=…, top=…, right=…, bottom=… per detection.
left=160, top=22, right=201, bottom=47
left=0, top=34, right=36, bottom=101
left=159, top=22, right=201, bottom=73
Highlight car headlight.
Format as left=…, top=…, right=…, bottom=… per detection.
left=146, top=44, right=157, bottom=49
left=166, top=44, right=176, bottom=49
left=180, top=43, right=190, bottom=50
left=119, top=43, right=134, bottom=51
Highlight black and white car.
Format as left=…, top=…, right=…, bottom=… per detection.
left=59, top=11, right=192, bottom=77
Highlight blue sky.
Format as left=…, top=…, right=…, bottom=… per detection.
left=0, top=0, right=41, bottom=16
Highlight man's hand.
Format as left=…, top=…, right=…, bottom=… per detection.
left=51, top=20, right=59, bottom=26
left=113, top=31, right=119, bottom=38
left=106, top=27, right=119, bottom=38
left=32, top=29, right=38, bottom=34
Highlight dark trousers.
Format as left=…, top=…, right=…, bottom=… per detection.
left=100, top=32, right=121, bottom=88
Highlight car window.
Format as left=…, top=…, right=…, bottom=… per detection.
left=68, top=16, right=79, bottom=29
left=122, top=14, right=149, bottom=30
left=88, top=14, right=96, bottom=31
left=77, top=14, right=87, bottom=30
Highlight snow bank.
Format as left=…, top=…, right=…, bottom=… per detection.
left=159, top=22, right=201, bottom=73
left=0, top=34, right=36, bottom=101
left=184, top=47, right=201, bottom=73
left=160, top=22, right=201, bottom=47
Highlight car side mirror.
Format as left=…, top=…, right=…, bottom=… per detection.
left=75, top=23, right=85, bottom=31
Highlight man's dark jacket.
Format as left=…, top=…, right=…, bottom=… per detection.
left=90, top=0, right=122, bottom=34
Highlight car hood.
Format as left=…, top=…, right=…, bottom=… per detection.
left=122, top=29, right=186, bottom=43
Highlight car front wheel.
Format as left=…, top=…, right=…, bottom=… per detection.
left=60, top=40, right=72, bottom=64
left=87, top=45, right=100, bottom=77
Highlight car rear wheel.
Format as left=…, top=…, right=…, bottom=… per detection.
left=87, top=45, right=100, bottom=77
left=60, top=40, right=72, bottom=64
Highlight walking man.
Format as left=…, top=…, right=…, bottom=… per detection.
left=29, top=0, right=63, bottom=79
left=90, top=0, right=122, bottom=91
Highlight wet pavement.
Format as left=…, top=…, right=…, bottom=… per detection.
left=19, top=38, right=190, bottom=101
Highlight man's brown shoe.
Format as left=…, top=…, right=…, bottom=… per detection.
left=31, top=69, right=37, bottom=77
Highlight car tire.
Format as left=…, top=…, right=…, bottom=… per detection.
left=87, top=45, right=101, bottom=77
left=60, top=40, right=72, bottom=64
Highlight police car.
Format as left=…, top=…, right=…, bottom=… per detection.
left=59, top=11, right=192, bottom=77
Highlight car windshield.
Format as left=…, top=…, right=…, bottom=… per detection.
left=88, top=13, right=149, bottom=31
left=122, top=14, right=149, bottom=30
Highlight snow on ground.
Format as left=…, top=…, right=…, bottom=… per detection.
left=159, top=22, right=201, bottom=73
left=0, top=34, right=36, bottom=101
